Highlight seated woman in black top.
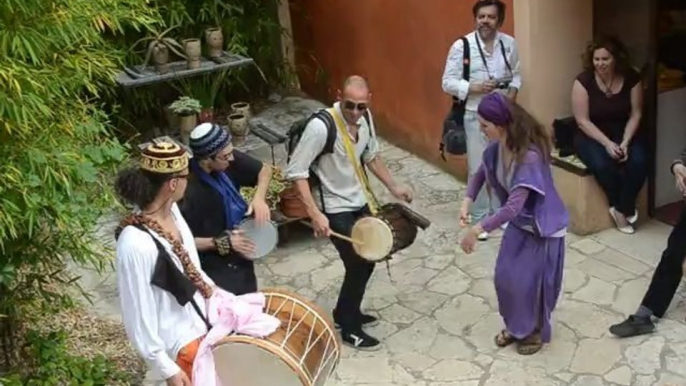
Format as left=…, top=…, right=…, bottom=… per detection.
left=571, top=36, right=647, bottom=234
left=179, top=123, right=273, bottom=295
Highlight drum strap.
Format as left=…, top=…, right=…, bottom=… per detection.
left=329, top=108, right=380, bottom=216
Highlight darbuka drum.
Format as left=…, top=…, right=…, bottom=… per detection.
left=351, top=203, right=424, bottom=262
left=212, top=289, right=341, bottom=386
left=236, top=218, right=278, bottom=260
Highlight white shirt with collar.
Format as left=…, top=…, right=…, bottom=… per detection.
left=442, top=30, right=521, bottom=112
left=116, top=203, right=215, bottom=380
left=285, top=102, right=380, bottom=214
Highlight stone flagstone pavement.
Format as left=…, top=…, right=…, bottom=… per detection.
left=76, top=97, right=686, bottom=385
left=251, top=140, right=686, bottom=386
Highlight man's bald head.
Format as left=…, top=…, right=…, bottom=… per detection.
left=343, top=75, right=369, bottom=91
left=338, top=75, right=372, bottom=125
left=341, top=75, right=370, bottom=102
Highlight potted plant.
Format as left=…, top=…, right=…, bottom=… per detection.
left=131, top=26, right=186, bottom=74
left=170, top=96, right=201, bottom=144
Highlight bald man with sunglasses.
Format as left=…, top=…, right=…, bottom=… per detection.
left=285, top=76, right=413, bottom=350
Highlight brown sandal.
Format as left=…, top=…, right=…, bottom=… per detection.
left=494, top=330, right=516, bottom=347
left=517, top=333, right=543, bottom=355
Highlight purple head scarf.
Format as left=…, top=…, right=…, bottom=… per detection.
left=477, top=92, right=512, bottom=127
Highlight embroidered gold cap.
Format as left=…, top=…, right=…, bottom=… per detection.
left=139, top=138, right=189, bottom=174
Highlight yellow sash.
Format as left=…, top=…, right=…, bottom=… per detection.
left=328, top=108, right=380, bottom=215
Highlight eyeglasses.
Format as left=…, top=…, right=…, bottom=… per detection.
left=343, top=100, right=368, bottom=112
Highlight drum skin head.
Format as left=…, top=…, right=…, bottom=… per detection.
left=238, top=219, right=278, bottom=260
left=351, top=217, right=393, bottom=261
left=213, top=341, right=304, bottom=386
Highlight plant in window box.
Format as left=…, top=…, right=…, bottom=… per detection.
left=131, top=26, right=186, bottom=74
left=170, top=96, right=201, bottom=144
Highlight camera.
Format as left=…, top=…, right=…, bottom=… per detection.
left=495, top=81, right=511, bottom=90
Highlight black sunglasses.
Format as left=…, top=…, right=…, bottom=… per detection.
left=343, top=100, right=368, bottom=112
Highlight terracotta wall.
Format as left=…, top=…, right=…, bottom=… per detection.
left=289, top=0, right=514, bottom=180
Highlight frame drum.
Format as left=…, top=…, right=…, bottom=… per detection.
left=236, top=218, right=278, bottom=260
left=212, top=289, right=341, bottom=386
left=350, top=204, right=419, bottom=262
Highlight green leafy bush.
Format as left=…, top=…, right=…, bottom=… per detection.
left=0, top=0, right=157, bottom=378
left=0, top=330, right=131, bottom=386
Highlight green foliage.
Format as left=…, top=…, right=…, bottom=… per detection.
left=169, top=96, right=201, bottom=115
left=107, top=0, right=287, bottom=133
left=0, top=330, right=131, bottom=385
left=0, top=0, right=157, bottom=375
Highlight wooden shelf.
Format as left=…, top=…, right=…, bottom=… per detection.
left=115, top=52, right=254, bottom=88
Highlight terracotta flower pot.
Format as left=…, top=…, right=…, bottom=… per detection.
left=150, top=42, right=170, bottom=74
left=231, top=102, right=251, bottom=120
left=279, top=186, right=308, bottom=218
left=183, top=39, right=201, bottom=69
left=178, top=114, right=197, bottom=145
left=205, top=28, right=224, bottom=58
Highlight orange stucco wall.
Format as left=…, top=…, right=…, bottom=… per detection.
left=289, top=0, right=514, bottom=180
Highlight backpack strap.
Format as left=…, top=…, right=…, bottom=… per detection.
left=450, top=36, right=471, bottom=104
left=129, top=224, right=213, bottom=331
left=499, top=40, right=513, bottom=75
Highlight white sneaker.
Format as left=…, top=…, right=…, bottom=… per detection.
left=478, top=232, right=489, bottom=241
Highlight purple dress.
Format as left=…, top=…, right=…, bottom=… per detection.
left=467, top=141, right=569, bottom=343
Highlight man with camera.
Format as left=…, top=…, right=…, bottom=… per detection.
left=441, top=0, right=521, bottom=240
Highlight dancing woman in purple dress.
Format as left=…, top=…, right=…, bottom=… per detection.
left=459, top=93, right=569, bottom=355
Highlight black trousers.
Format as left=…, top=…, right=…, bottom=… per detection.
left=202, top=253, right=257, bottom=296
left=327, top=206, right=375, bottom=331
left=574, top=134, right=648, bottom=217
left=641, top=208, right=686, bottom=318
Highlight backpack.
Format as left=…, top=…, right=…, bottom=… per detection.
left=439, top=36, right=471, bottom=159
left=286, top=108, right=372, bottom=212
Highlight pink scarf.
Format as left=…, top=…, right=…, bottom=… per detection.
left=192, top=289, right=281, bottom=386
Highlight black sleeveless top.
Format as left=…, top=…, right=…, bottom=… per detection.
left=576, top=69, right=641, bottom=138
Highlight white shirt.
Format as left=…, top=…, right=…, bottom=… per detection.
left=442, top=31, right=522, bottom=111
left=285, top=102, right=380, bottom=213
left=116, top=203, right=215, bottom=380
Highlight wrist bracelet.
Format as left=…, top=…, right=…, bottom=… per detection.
left=213, top=231, right=232, bottom=256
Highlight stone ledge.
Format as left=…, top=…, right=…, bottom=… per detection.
left=552, top=162, right=648, bottom=235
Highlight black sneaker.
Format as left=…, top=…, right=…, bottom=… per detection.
left=340, top=329, right=381, bottom=351
left=609, top=315, right=655, bottom=338
left=334, top=313, right=379, bottom=329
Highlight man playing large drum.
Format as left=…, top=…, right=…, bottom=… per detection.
left=179, top=123, right=273, bottom=295
left=285, top=75, right=413, bottom=350
left=114, top=139, right=215, bottom=385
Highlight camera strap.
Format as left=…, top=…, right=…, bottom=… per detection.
left=475, top=34, right=512, bottom=80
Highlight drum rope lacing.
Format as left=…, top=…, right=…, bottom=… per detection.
left=330, top=108, right=394, bottom=283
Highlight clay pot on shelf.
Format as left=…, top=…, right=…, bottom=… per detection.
left=150, top=42, right=170, bottom=74
left=231, top=102, right=251, bottom=120
left=178, top=114, right=198, bottom=145
left=205, top=28, right=224, bottom=58
left=228, top=113, right=248, bottom=145
left=183, top=38, right=201, bottom=69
